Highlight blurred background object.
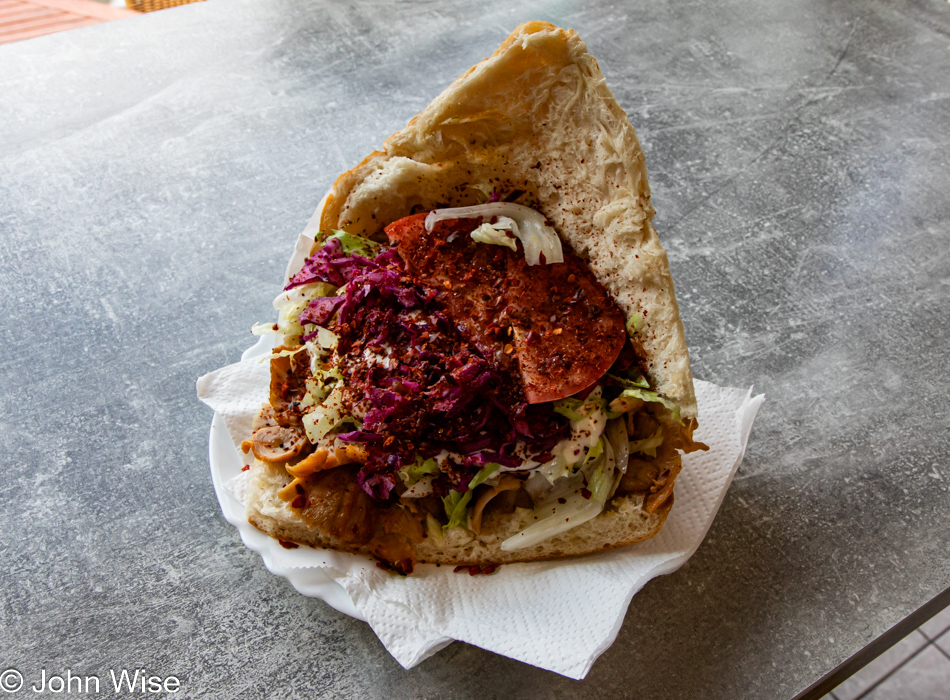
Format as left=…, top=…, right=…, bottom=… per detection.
left=0, top=0, right=136, bottom=44
left=123, top=0, right=203, bottom=13
left=0, top=0, right=205, bottom=44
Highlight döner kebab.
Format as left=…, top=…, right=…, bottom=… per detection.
left=241, top=22, right=706, bottom=574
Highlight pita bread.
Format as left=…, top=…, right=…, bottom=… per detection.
left=245, top=22, right=700, bottom=567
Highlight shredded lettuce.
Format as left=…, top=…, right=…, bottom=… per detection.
left=470, top=219, right=518, bottom=251
left=539, top=387, right=610, bottom=484
left=610, top=387, right=683, bottom=424
left=425, top=513, right=444, bottom=542
left=441, top=462, right=501, bottom=531
left=399, top=456, right=439, bottom=487
left=608, top=372, right=650, bottom=389
left=586, top=439, right=617, bottom=501
left=253, top=281, right=338, bottom=341
left=306, top=341, right=335, bottom=374
left=629, top=426, right=664, bottom=458
left=606, top=373, right=682, bottom=423
left=552, top=397, right=594, bottom=422
left=323, top=230, right=381, bottom=257
left=469, top=462, right=500, bottom=489
left=626, top=313, right=642, bottom=335
left=555, top=394, right=622, bottom=422
left=584, top=436, right=604, bottom=466
left=302, top=385, right=348, bottom=442
left=300, top=365, right=343, bottom=407
left=442, top=491, right=472, bottom=531
left=281, top=282, right=337, bottom=307
left=313, top=325, right=339, bottom=350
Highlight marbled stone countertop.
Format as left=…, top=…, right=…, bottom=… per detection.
left=1, top=0, right=948, bottom=697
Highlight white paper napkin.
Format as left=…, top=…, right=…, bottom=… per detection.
left=198, top=343, right=762, bottom=678
left=197, top=205, right=763, bottom=677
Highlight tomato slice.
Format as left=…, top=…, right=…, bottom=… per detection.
left=385, top=213, right=626, bottom=404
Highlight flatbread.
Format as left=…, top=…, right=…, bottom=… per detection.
left=245, top=22, right=700, bottom=567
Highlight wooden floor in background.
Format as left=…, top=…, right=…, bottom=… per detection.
left=0, top=0, right=135, bottom=44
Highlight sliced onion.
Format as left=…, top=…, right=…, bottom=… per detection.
left=425, top=203, right=564, bottom=266
left=499, top=492, right=601, bottom=551
left=607, top=417, right=630, bottom=475
left=501, top=425, right=622, bottom=552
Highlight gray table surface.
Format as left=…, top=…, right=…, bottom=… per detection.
left=2, top=0, right=949, bottom=697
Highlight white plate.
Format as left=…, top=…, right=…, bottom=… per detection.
left=207, top=337, right=366, bottom=621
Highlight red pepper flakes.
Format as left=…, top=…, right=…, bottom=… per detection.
left=377, top=559, right=413, bottom=575
left=395, top=560, right=414, bottom=575
left=454, top=564, right=500, bottom=576
left=291, top=495, right=309, bottom=509
left=241, top=465, right=250, bottom=472
left=557, top=497, right=567, bottom=504
left=580, top=488, right=592, bottom=500
left=279, top=541, right=299, bottom=549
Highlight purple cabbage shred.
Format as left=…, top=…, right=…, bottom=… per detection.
left=291, top=235, right=569, bottom=499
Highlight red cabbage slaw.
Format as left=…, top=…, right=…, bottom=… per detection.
left=287, top=233, right=569, bottom=500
